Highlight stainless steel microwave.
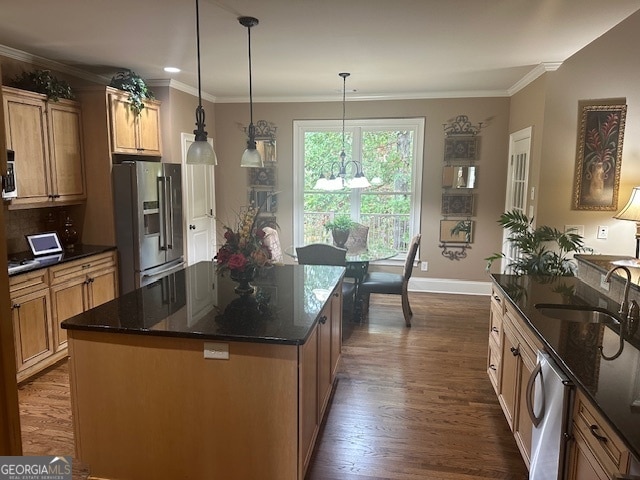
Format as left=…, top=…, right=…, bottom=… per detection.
left=2, top=149, right=16, bottom=199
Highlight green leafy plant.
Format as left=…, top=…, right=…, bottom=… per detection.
left=109, top=70, right=154, bottom=116
left=323, top=215, right=355, bottom=232
left=485, top=210, right=589, bottom=276
left=11, top=69, right=74, bottom=101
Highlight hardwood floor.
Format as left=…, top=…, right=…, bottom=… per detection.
left=17, top=292, right=527, bottom=480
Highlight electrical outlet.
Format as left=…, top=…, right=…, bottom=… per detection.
left=600, top=274, right=610, bottom=292
left=420, top=261, right=428, bottom=271
left=597, top=226, right=609, bottom=239
left=204, top=342, right=229, bottom=359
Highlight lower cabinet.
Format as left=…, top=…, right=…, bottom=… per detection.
left=10, top=251, right=118, bottom=382
left=299, top=286, right=342, bottom=479
left=566, top=390, right=630, bottom=480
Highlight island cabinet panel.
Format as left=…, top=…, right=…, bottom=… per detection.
left=299, top=327, right=319, bottom=478
left=69, top=331, right=302, bottom=480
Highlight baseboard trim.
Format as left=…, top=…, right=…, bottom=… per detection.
left=408, top=277, right=491, bottom=296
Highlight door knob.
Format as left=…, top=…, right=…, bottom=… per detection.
left=189, top=224, right=196, bottom=230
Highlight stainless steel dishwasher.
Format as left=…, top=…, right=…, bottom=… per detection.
left=527, top=351, right=574, bottom=480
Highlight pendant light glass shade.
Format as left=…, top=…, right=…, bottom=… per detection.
left=187, top=0, right=217, bottom=165
left=239, top=16, right=262, bottom=168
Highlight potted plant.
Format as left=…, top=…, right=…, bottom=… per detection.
left=10, top=69, right=74, bottom=101
left=485, top=210, right=589, bottom=276
left=324, top=215, right=356, bottom=248
left=109, top=70, right=154, bottom=116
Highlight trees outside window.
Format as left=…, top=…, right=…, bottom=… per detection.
left=294, top=118, right=424, bottom=256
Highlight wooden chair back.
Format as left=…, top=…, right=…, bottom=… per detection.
left=402, top=234, right=422, bottom=282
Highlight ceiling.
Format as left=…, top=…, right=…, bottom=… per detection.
left=1, top=0, right=640, bottom=102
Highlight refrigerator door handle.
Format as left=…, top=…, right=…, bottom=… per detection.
left=158, top=176, right=167, bottom=251
left=527, top=360, right=544, bottom=427
left=166, top=175, right=174, bottom=250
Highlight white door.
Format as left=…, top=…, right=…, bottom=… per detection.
left=181, top=133, right=217, bottom=266
left=502, top=127, right=532, bottom=273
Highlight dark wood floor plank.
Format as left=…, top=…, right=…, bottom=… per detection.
left=17, top=292, right=527, bottom=480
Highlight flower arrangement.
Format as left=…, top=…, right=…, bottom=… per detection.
left=215, top=207, right=273, bottom=276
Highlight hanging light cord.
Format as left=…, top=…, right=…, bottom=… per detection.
left=247, top=21, right=255, bottom=135
left=341, top=73, right=346, bottom=156
left=193, top=0, right=206, bottom=139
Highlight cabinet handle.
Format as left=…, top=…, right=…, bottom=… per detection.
left=493, top=295, right=501, bottom=303
left=510, top=346, right=520, bottom=357
left=491, top=326, right=499, bottom=333
left=489, top=364, right=497, bottom=371
left=589, top=425, right=608, bottom=443
left=333, top=292, right=339, bottom=297
left=11, top=303, right=20, bottom=309
left=319, top=315, right=327, bottom=324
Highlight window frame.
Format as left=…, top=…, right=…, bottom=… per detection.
left=293, top=118, right=424, bottom=263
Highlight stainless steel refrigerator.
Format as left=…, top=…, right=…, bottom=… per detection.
left=113, top=161, right=185, bottom=294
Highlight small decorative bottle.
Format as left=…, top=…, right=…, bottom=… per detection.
left=61, top=216, right=79, bottom=250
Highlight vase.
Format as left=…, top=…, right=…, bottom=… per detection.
left=332, top=229, right=350, bottom=248
left=230, top=267, right=256, bottom=295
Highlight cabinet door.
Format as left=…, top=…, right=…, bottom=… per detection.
left=137, top=101, right=162, bottom=156
left=330, top=289, right=342, bottom=379
left=11, top=288, right=54, bottom=375
left=47, top=101, right=86, bottom=201
left=3, top=89, right=50, bottom=203
left=498, top=323, right=519, bottom=430
left=514, top=356, right=535, bottom=467
left=109, top=93, right=138, bottom=154
left=299, top=326, right=319, bottom=479
left=567, top=433, right=610, bottom=480
left=318, top=307, right=332, bottom=418
left=50, top=276, right=88, bottom=352
left=87, top=267, right=118, bottom=308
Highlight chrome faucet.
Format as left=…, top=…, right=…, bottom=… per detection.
left=604, top=265, right=639, bottom=322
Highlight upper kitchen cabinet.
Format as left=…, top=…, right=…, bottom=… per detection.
left=2, top=86, right=85, bottom=208
left=108, top=89, right=162, bottom=156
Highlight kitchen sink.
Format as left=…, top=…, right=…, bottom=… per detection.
left=535, top=304, right=620, bottom=325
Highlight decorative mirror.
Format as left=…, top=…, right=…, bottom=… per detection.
left=439, top=220, right=473, bottom=243
left=253, top=120, right=277, bottom=164
left=442, top=166, right=477, bottom=189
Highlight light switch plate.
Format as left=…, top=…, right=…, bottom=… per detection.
left=597, top=226, right=609, bottom=239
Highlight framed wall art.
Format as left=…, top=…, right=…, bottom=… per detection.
left=442, top=166, right=477, bottom=189
left=439, top=220, right=473, bottom=243
left=572, top=102, right=627, bottom=210
left=248, top=167, right=276, bottom=187
left=444, top=136, right=479, bottom=161
left=441, top=193, right=474, bottom=216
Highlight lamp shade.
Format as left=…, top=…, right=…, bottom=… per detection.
left=241, top=147, right=263, bottom=167
left=187, top=139, right=217, bottom=165
left=349, top=173, right=371, bottom=189
left=614, top=187, right=640, bottom=221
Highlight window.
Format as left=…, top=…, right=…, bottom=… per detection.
left=293, top=118, right=424, bottom=257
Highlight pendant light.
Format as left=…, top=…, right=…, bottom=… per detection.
left=186, top=0, right=217, bottom=165
left=239, top=16, right=263, bottom=168
left=314, top=73, right=370, bottom=190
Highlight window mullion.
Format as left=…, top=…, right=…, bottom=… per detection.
left=350, top=126, right=362, bottom=220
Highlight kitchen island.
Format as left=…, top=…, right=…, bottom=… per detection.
left=62, top=261, right=345, bottom=480
left=491, top=269, right=640, bottom=475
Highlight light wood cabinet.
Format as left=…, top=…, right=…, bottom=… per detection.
left=567, top=389, right=631, bottom=480
left=9, top=271, right=54, bottom=381
left=50, top=251, right=118, bottom=352
left=108, top=91, right=162, bottom=156
left=2, top=86, right=85, bottom=207
left=489, top=284, right=542, bottom=469
left=299, top=287, right=342, bottom=479
left=9, top=251, right=117, bottom=382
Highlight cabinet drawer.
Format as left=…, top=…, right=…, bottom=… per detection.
left=489, top=300, right=503, bottom=346
left=9, top=269, right=49, bottom=297
left=49, top=251, right=117, bottom=285
left=491, top=286, right=506, bottom=315
left=487, top=338, right=501, bottom=393
left=574, top=390, right=630, bottom=475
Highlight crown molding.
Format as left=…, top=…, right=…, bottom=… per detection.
left=508, top=62, right=563, bottom=96
left=147, top=79, right=216, bottom=103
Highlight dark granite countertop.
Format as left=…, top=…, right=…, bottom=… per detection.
left=62, top=262, right=345, bottom=346
left=492, top=273, right=640, bottom=461
left=8, top=244, right=117, bottom=276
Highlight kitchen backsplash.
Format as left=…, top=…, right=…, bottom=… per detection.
left=4, top=205, right=83, bottom=255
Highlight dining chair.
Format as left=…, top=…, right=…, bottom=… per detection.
left=262, top=226, right=283, bottom=263
left=357, top=233, right=421, bottom=327
left=344, top=223, right=369, bottom=251
left=295, top=243, right=357, bottom=322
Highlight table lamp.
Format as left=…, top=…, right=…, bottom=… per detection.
left=614, top=186, right=640, bottom=258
